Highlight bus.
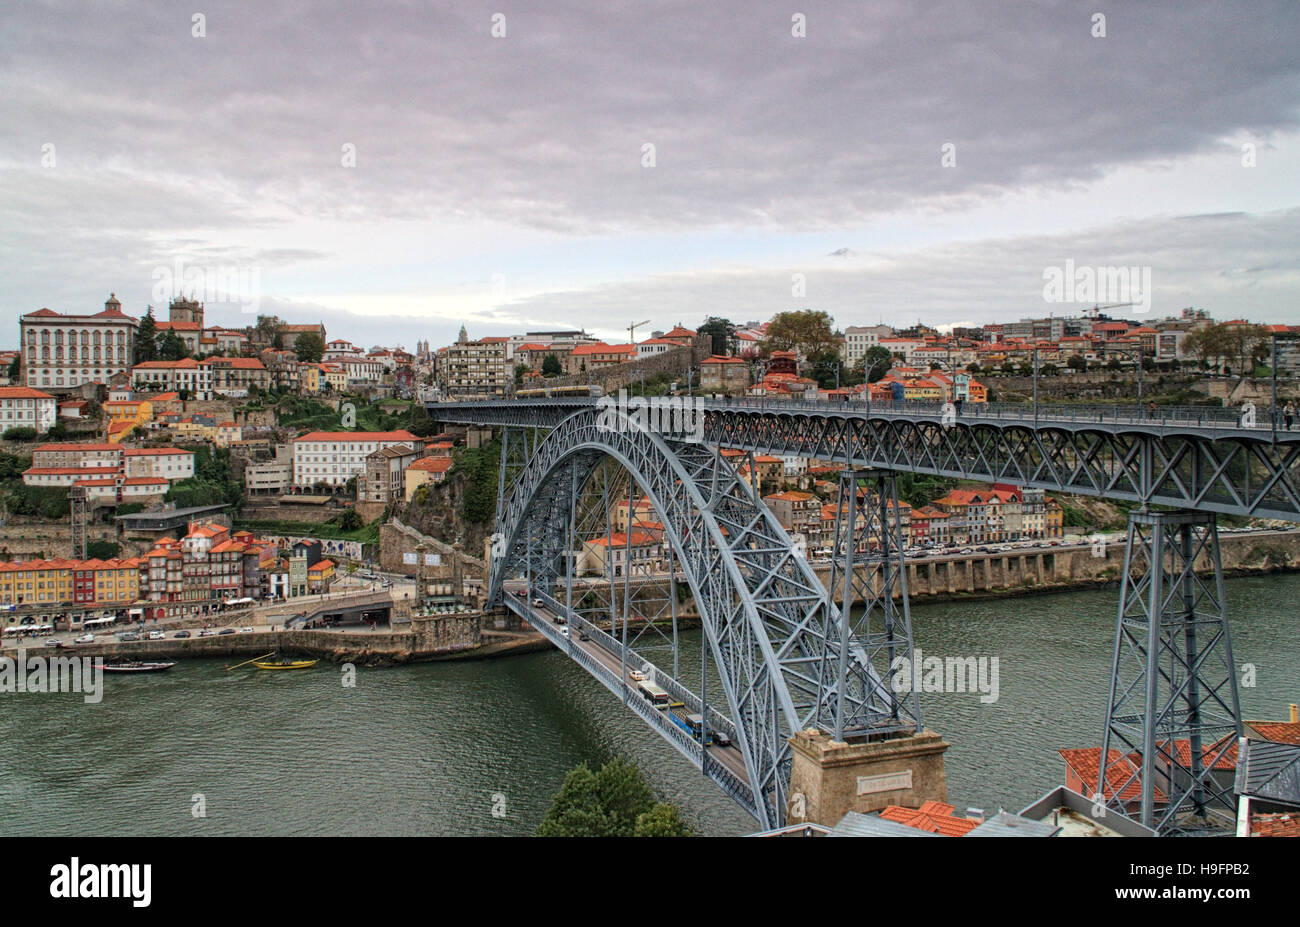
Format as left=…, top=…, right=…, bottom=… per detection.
left=636, top=680, right=670, bottom=708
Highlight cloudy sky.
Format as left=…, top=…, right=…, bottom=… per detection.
left=1, top=0, right=1298, bottom=349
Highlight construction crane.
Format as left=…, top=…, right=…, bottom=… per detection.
left=627, top=319, right=651, bottom=345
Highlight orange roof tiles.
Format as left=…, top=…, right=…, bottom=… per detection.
left=878, top=801, right=980, bottom=836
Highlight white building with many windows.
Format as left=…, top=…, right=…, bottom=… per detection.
left=21, top=294, right=138, bottom=392
left=0, top=386, right=56, bottom=434
left=292, top=430, right=419, bottom=487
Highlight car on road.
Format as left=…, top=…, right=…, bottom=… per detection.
left=531, top=598, right=544, bottom=608
left=73, top=633, right=94, bottom=643
left=198, top=629, right=216, bottom=637
left=558, top=626, right=570, bottom=639
left=116, top=632, right=140, bottom=642
left=512, top=588, right=526, bottom=597
left=218, top=628, right=236, bottom=635
left=629, top=669, right=647, bottom=682
left=578, top=631, right=590, bottom=641
left=148, top=631, right=165, bottom=640
left=713, top=730, right=732, bottom=748
left=173, top=630, right=191, bottom=638
left=238, top=627, right=255, bottom=633
left=43, top=638, right=62, bottom=647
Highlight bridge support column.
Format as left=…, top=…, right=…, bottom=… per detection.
left=1098, top=510, right=1243, bottom=834
left=786, top=728, right=950, bottom=828
left=826, top=468, right=922, bottom=740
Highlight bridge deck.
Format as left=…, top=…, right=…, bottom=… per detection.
left=501, top=586, right=760, bottom=820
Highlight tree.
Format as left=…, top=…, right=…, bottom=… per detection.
left=87, top=540, right=120, bottom=559
left=338, top=509, right=363, bottom=531
left=698, top=317, right=737, bottom=356
left=6, top=355, right=19, bottom=382
left=255, top=315, right=284, bottom=349
left=761, top=310, right=838, bottom=361
left=406, top=402, right=436, bottom=437
left=1040, top=362, right=1059, bottom=377
left=514, top=363, right=529, bottom=387
left=1067, top=355, right=1086, bottom=372
left=806, top=349, right=844, bottom=389
left=44, top=422, right=68, bottom=440
left=536, top=758, right=670, bottom=837
left=966, top=362, right=981, bottom=374
left=541, top=354, right=563, bottom=378
left=2, top=427, right=37, bottom=441
left=634, top=803, right=693, bottom=837
left=1000, top=361, right=1016, bottom=374
left=158, top=330, right=190, bottom=361
left=856, top=345, right=894, bottom=383
left=135, top=309, right=158, bottom=364
left=294, top=332, right=324, bottom=363
left=536, top=764, right=608, bottom=837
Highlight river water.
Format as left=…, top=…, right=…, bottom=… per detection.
left=3, top=575, right=1298, bottom=836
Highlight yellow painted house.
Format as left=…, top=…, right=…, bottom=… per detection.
left=103, top=399, right=153, bottom=442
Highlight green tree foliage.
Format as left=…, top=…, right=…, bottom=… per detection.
left=338, top=509, right=363, bottom=531
left=761, top=310, right=838, bottom=360
left=541, top=354, right=563, bottom=377
left=165, top=446, right=243, bottom=511
left=2, top=427, right=37, bottom=441
left=634, top=803, right=694, bottom=837
left=294, top=332, right=325, bottom=363
left=0, top=453, right=29, bottom=481
left=405, top=402, right=437, bottom=438
left=896, top=472, right=956, bottom=509
left=158, top=330, right=190, bottom=361
left=453, top=440, right=499, bottom=526
left=1184, top=322, right=1270, bottom=375
left=255, top=315, right=284, bottom=349
left=698, top=316, right=737, bottom=356
left=86, top=540, right=120, bottom=559
left=6, top=355, right=19, bottom=381
left=1067, top=355, right=1086, bottom=371
left=855, top=345, right=894, bottom=382
left=5, top=484, right=69, bottom=518
left=135, top=309, right=158, bottom=364
left=537, top=758, right=689, bottom=837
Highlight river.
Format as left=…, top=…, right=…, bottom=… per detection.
left=3, top=574, right=1298, bottom=836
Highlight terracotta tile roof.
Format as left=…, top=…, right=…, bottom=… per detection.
left=1060, top=747, right=1169, bottom=804
left=878, top=801, right=980, bottom=837
left=408, top=456, right=453, bottom=473
left=1251, top=812, right=1300, bottom=837
left=295, top=430, right=417, bottom=443
left=1247, top=721, right=1300, bottom=746
left=0, top=386, right=55, bottom=399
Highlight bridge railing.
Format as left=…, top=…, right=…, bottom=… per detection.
left=706, top=396, right=1262, bottom=430
left=431, top=393, right=1279, bottom=432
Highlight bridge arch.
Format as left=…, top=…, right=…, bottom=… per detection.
left=487, top=408, right=903, bottom=828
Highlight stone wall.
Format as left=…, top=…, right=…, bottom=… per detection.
left=379, top=518, right=487, bottom=579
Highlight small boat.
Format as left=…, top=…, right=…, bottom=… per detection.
left=251, top=656, right=318, bottom=670
left=101, top=660, right=177, bottom=674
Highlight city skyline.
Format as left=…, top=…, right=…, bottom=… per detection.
left=2, top=2, right=1298, bottom=348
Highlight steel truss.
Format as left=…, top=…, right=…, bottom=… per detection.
left=432, top=399, right=1300, bottom=520
left=825, top=470, right=921, bottom=741
left=1098, top=510, right=1243, bottom=834
left=487, top=409, right=887, bottom=829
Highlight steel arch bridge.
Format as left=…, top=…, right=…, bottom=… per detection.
left=489, top=408, right=911, bottom=829
left=433, top=394, right=1300, bottom=833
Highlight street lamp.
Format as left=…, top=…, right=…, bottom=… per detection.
left=1271, top=331, right=1299, bottom=441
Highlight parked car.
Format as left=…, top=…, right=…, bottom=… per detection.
left=43, top=638, right=63, bottom=647
left=73, top=633, right=94, bottom=643
left=173, top=630, right=191, bottom=638
left=238, top=627, right=255, bottom=633
left=148, top=631, right=165, bottom=640
left=116, top=632, right=140, bottom=642
left=218, top=628, right=236, bottom=635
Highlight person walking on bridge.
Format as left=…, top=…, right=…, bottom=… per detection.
left=1285, top=400, right=1296, bottom=432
